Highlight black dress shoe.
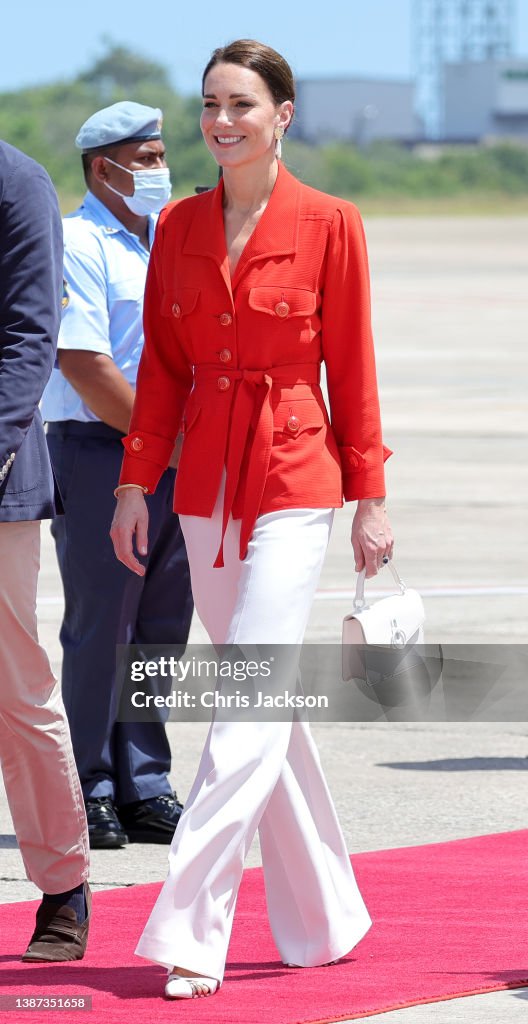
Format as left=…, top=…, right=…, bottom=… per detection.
left=85, top=797, right=128, bottom=849
left=117, top=791, right=183, bottom=844
left=22, top=882, right=91, bottom=962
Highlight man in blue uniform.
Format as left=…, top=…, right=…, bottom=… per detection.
left=0, top=139, right=90, bottom=960
left=42, top=102, right=193, bottom=849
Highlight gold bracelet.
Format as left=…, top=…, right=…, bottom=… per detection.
left=114, top=483, right=148, bottom=498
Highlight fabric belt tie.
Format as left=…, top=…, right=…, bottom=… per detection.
left=192, top=363, right=320, bottom=568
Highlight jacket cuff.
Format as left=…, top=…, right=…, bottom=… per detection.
left=119, top=431, right=175, bottom=493
left=340, top=443, right=393, bottom=501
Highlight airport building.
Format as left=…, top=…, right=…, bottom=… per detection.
left=443, top=58, right=528, bottom=140
left=290, top=78, right=422, bottom=146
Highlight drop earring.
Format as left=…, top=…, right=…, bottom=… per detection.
left=274, top=124, right=285, bottom=159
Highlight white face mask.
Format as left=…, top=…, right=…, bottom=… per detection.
left=103, top=157, right=172, bottom=215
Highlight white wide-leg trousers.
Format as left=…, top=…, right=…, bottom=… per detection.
left=135, top=489, right=371, bottom=982
left=0, top=521, right=89, bottom=894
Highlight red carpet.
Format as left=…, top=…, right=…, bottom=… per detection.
left=1, top=830, right=527, bottom=1024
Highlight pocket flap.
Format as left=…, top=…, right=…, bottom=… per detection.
left=248, top=287, right=317, bottom=318
left=273, top=402, right=325, bottom=436
left=161, top=287, right=200, bottom=318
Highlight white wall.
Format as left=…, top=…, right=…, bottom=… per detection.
left=444, top=59, right=528, bottom=139
left=292, top=78, right=419, bottom=144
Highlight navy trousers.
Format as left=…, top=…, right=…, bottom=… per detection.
left=47, top=421, right=193, bottom=806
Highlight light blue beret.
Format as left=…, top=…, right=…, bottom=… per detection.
left=75, top=101, right=163, bottom=152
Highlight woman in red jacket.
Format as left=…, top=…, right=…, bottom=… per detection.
left=111, top=39, right=393, bottom=1000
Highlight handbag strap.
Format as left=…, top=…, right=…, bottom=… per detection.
left=354, top=561, right=407, bottom=610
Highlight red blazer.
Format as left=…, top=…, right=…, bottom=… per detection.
left=120, top=162, right=391, bottom=566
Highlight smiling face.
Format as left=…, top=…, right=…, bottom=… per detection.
left=201, top=62, right=292, bottom=169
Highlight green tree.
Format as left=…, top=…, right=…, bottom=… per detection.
left=78, top=40, right=172, bottom=95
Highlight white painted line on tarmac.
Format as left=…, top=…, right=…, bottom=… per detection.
left=314, top=585, right=528, bottom=600
left=37, top=586, right=528, bottom=608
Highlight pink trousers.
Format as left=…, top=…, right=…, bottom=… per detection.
left=0, top=521, right=89, bottom=893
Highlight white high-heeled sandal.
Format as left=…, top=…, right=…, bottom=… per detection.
left=285, top=959, right=339, bottom=967
left=165, top=970, right=219, bottom=999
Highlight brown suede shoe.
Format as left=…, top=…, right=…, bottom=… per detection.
left=22, top=881, right=91, bottom=962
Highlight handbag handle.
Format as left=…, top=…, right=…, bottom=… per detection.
left=354, top=561, right=406, bottom=610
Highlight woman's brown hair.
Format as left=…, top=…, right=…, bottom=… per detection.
left=202, top=39, right=295, bottom=126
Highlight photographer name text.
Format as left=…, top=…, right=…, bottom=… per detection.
left=130, top=690, right=328, bottom=709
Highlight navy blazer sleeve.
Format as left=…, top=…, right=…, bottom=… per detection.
left=0, top=142, right=62, bottom=474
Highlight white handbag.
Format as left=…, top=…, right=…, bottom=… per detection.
left=342, top=562, right=425, bottom=684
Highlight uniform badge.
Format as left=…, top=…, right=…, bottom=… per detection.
left=62, top=279, right=70, bottom=310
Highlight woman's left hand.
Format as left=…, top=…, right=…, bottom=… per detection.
left=351, top=497, right=394, bottom=578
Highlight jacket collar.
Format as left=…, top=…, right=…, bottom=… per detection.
left=182, top=161, right=301, bottom=294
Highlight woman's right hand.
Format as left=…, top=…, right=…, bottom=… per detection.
left=110, top=489, right=149, bottom=576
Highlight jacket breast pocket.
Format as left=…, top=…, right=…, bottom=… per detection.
left=161, top=287, right=200, bottom=321
left=248, top=286, right=317, bottom=320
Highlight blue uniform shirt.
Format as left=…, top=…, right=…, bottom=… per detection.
left=41, top=191, right=156, bottom=423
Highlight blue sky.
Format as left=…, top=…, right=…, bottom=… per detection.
left=3, top=1, right=528, bottom=95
